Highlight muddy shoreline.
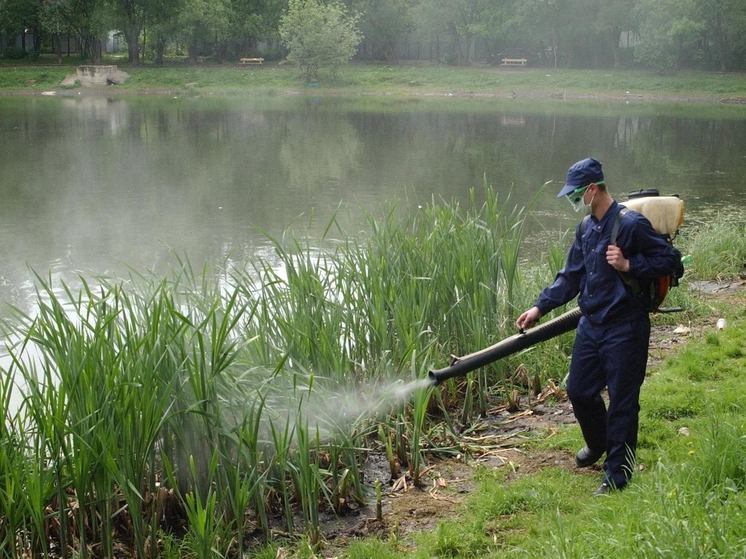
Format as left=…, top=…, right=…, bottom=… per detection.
left=2, top=85, right=745, bottom=106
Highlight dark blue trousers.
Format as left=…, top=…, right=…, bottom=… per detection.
left=566, top=315, right=650, bottom=488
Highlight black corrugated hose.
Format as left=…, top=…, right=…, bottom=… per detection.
left=428, top=307, right=582, bottom=385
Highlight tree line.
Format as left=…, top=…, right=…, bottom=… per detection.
left=1, top=0, right=745, bottom=71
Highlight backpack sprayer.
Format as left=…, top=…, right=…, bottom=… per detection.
left=428, top=190, right=686, bottom=386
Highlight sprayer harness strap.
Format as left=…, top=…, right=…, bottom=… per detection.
left=610, top=207, right=642, bottom=294
left=583, top=207, right=642, bottom=295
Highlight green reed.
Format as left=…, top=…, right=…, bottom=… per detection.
left=181, top=452, right=226, bottom=559
left=410, top=378, right=433, bottom=487
left=0, top=367, right=33, bottom=559
left=679, top=217, right=746, bottom=281
left=269, top=413, right=296, bottom=534
left=293, top=419, right=323, bottom=546
left=0, top=184, right=561, bottom=556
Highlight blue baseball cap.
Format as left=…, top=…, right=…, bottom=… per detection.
left=556, top=158, right=604, bottom=198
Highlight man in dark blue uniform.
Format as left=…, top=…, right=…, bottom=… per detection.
left=516, top=157, right=680, bottom=495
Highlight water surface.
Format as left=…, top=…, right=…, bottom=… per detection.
left=1, top=95, right=744, bottom=312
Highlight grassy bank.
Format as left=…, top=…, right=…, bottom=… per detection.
left=1, top=62, right=746, bottom=101
left=344, top=307, right=746, bottom=559
left=314, top=219, right=746, bottom=559
left=0, top=189, right=744, bottom=558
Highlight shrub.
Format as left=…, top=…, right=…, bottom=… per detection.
left=279, top=0, right=363, bottom=81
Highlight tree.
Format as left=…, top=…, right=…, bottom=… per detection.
left=108, top=0, right=147, bottom=64
left=634, top=0, right=701, bottom=72
left=40, top=0, right=71, bottom=61
left=593, top=0, right=635, bottom=67
left=345, top=0, right=413, bottom=61
left=279, top=0, right=362, bottom=80
left=412, top=0, right=500, bottom=65
left=141, top=0, right=181, bottom=64
left=39, top=0, right=111, bottom=63
left=227, top=0, right=286, bottom=58
left=693, top=0, right=746, bottom=71
left=178, top=0, right=231, bottom=62
left=1, top=0, right=42, bottom=54
left=512, top=0, right=586, bottom=68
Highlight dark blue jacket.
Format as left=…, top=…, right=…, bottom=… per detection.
left=535, top=201, right=680, bottom=325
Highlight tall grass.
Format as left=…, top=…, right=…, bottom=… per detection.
left=679, top=216, right=746, bottom=281
left=1, top=186, right=742, bottom=556
left=0, top=185, right=605, bottom=556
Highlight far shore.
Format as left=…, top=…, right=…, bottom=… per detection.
left=2, top=62, right=746, bottom=105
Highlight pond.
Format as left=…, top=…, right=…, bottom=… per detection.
left=1, top=94, right=745, bottom=313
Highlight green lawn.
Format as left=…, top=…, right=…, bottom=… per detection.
left=1, top=60, right=746, bottom=100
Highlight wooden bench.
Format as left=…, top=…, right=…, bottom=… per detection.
left=240, top=57, right=264, bottom=65
left=501, top=58, right=527, bottom=66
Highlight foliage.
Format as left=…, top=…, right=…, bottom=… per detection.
left=38, top=0, right=71, bottom=37
left=354, top=312, right=746, bottom=559
left=633, top=0, right=746, bottom=71
left=0, top=186, right=535, bottom=556
left=679, top=216, right=746, bottom=280
left=228, top=0, right=286, bottom=44
left=346, top=0, right=413, bottom=61
left=633, top=0, right=700, bottom=72
left=0, top=187, right=744, bottom=556
left=138, top=0, right=181, bottom=63
left=279, top=0, right=362, bottom=80
left=3, top=0, right=746, bottom=70
left=688, top=0, right=746, bottom=71
left=410, top=0, right=496, bottom=65
left=107, top=0, right=149, bottom=65
left=38, top=0, right=113, bottom=62
left=0, top=0, right=41, bottom=36
left=177, top=0, right=232, bottom=61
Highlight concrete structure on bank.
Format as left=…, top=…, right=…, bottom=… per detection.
left=61, top=65, right=130, bottom=87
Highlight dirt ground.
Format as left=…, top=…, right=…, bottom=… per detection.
left=313, top=281, right=745, bottom=555
left=319, top=395, right=582, bottom=552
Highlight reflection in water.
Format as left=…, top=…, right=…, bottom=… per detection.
left=1, top=95, right=745, bottom=313
left=279, top=109, right=362, bottom=194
